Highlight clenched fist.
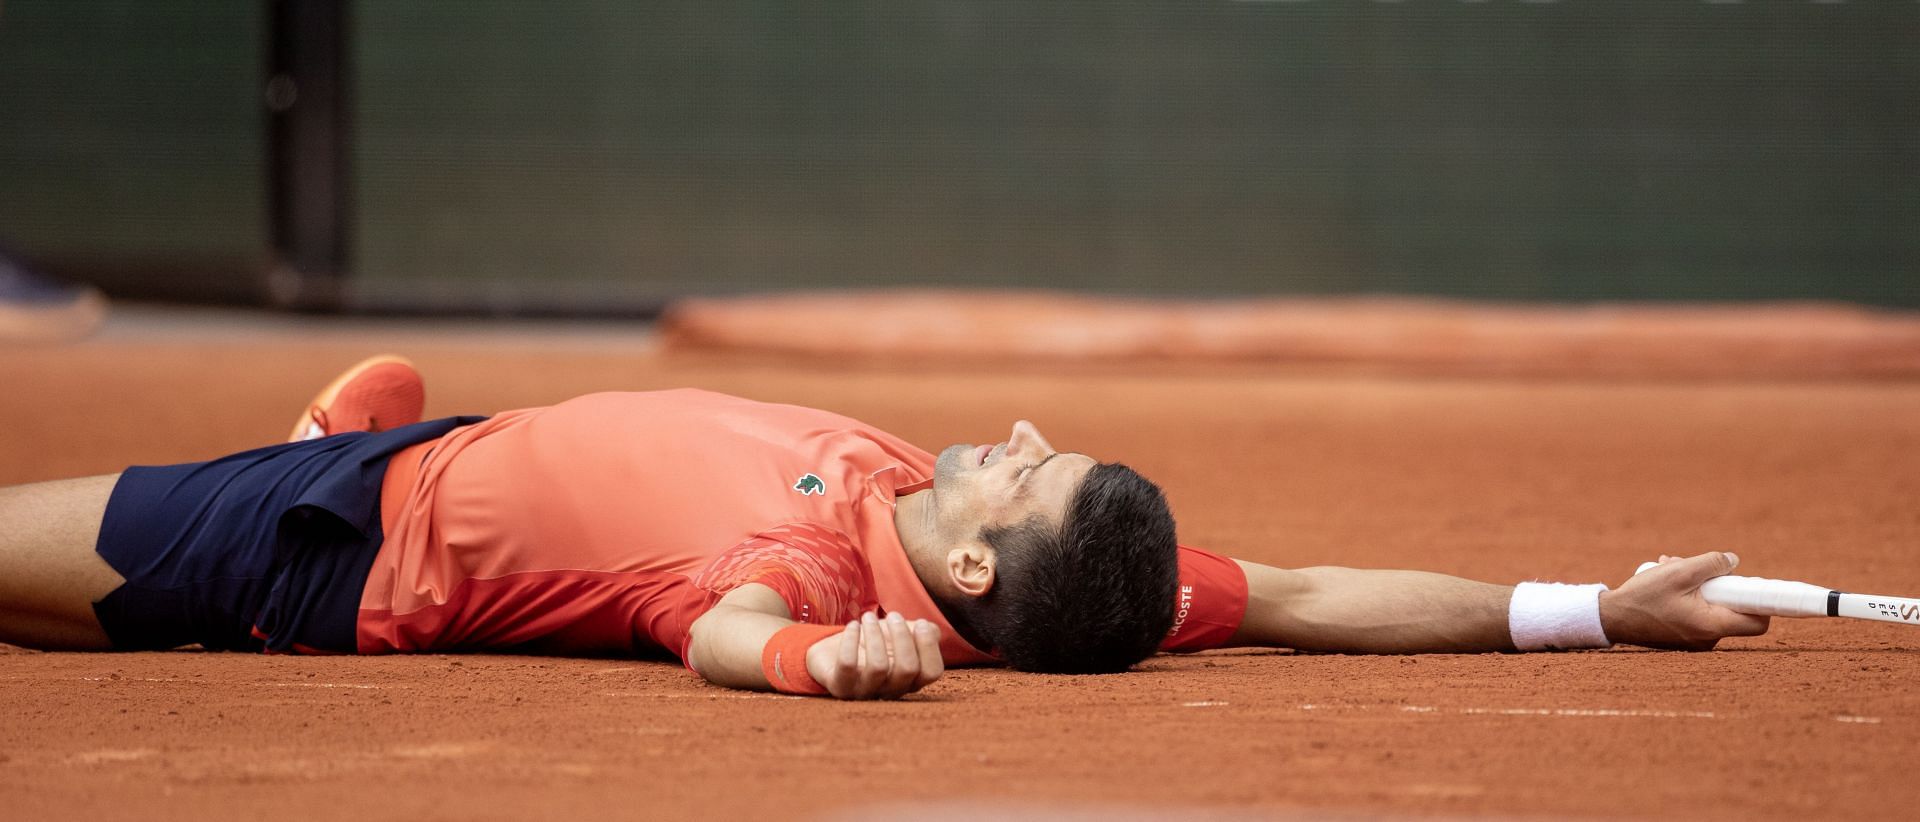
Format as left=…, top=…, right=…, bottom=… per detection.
left=805, top=611, right=945, bottom=699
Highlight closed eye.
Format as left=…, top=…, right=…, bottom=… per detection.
left=1017, top=453, right=1058, bottom=483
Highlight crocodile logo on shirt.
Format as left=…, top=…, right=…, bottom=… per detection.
left=793, top=473, right=826, bottom=496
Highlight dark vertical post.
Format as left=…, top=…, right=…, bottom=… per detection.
left=267, top=0, right=349, bottom=309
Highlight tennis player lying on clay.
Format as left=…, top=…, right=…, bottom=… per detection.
left=0, top=357, right=1768, bottom=699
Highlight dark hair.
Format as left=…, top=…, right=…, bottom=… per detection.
left=958, top=462, right=1179, bottom=674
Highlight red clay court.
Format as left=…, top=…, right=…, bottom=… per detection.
left=4, top=3, right=1915, bottom=818
left=2, top=303, right=1916, bottom=820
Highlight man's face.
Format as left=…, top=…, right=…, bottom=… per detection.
left=930, top=420, right=1097, bottom=541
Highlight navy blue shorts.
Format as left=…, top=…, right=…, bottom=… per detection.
left=91, top=416, right=484, bottom=653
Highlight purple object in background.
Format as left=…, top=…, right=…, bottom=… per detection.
left=0, top=242, right=107, bottom=343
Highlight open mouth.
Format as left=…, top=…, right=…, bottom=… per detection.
left=975, top=442, right=1007, bottom=467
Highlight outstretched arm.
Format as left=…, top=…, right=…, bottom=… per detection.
left=685, top=584, right=945, bottom=699
left=1223, top=551, right=1769, bottom=653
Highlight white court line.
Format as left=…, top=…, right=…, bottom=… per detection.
left=1305, top=704, right=1885, bottom=724
left=78, top=676, right=388, bottom=689
left=255, top=682, right=385, bottom=690
left=1443, top=707, right=1716, bottom=719
left=1182, top=700, right=1230, bottom=707
left=1297, top=703, right=1716, bottom=719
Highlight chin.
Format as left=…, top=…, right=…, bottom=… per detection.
left=931, top=444, right=974, bottom=490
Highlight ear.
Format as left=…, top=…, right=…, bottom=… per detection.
left=944, top=539, right=996, bottom=599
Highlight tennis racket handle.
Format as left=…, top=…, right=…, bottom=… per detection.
left=1633, top=562, right=1829, bottom=617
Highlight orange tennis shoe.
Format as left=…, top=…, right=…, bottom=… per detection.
left=288, top=354, right=426, bottom=442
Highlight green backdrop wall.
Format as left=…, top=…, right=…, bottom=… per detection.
left=1, top=2, right=1914, bottom=309
left=0, top=0, right=267, bottom=301
left=349, top=0, right=1918, bottom=308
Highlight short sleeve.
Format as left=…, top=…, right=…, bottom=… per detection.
left=693, top=523, right=878, bottom=628
left=1159, top=545, right=1249, bottom=652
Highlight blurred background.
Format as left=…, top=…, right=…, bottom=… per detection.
left=0, top=0, right=1914, bottom=320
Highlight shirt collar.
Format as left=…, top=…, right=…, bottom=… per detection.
left=856, top=466, right=996, bottom=665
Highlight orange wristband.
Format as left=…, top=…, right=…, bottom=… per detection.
left=762, top=623, right=842, bottom=696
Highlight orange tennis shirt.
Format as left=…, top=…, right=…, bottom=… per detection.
left=357, top=390, right=1245, bottom=664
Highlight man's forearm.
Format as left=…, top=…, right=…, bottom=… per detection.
left=1228, top=562, right=1515, bottom=653
left=685, top=600, right=791, bottom=691
left=1223, top=552, right=1769, bottom=654
left=685, top=584, right=946, bottom=699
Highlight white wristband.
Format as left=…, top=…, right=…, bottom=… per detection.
left=1508, top=582, right=1611, bottom=651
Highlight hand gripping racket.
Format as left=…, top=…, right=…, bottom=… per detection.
left=1634, top=561, right=1920, bottom=625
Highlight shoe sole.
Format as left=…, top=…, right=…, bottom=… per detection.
left=288, top=354, right=422, bottom=442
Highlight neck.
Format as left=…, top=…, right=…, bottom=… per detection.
left=892, top=489, right=945, bottom=598
left=892, top=489, right=992, bottom=652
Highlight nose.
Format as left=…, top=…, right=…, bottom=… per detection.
left=1007, top=420, right=1055, bottom=458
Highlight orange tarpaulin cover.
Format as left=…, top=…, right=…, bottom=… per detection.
left=661, top=291, right=1920, bottom=379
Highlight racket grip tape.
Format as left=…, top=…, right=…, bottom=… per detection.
left=1633, top=561, right=1832, bottom=618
